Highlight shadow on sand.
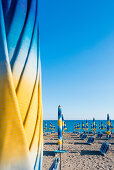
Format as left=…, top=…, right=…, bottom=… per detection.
left=74, top=142, right=89, bottom=145
left=43, top=151, right=55, bottom=156
left=81, top=150, right=103, bottom=156
left=44, top=142, right=58, bottom=145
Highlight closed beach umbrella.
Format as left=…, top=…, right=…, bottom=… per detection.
left=101, top=122, right=104, bottom=130
left=62, top=114, right=65, bottom=134
left=91, top=124, right=93, bottom=130
left=86, top=120, right=89, bottom=130
left=107, top=114, right=111, bottom=135
left=93, top=118, right=95, bottom=132
left=64, top=121, right=67, bottom=132
left=58, top=105, right=63, bottom=149
left=0, top=1, right=43, bottom=169
left=99, top=124, right=101, bottom=131
left=82, top=122, right=85, bottom=132
left=110, top=119, right=113, bottom=130
left=105, top=125, right=107, bottom=131
left=44, top=122, right=47, bottom=132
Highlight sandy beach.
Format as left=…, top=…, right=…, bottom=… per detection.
left=43, top=133, right=114, bottom=170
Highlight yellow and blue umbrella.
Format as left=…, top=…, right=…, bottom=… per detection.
left=99, top=124, right=101, bottom=131
left=107, top=114, right=111, bottom=136
left=62, top=114, right=65, bottom=135
left=101, top=122, right=104, bottom=130
left=0, top=0, right=43, bottom=169
left=86, top=120, right=89, bottom=131
left=44, top=122, right=47, bottom=132
left=93, top=118, right=96, bottom=133
left=110, top=119, right=113, bottom=131
left=58, top=105, right=63, bottom=148
left=82, top=122, right=85, bottom=131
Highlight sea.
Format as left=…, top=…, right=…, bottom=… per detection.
left=43, top=120, right=114, bottom=133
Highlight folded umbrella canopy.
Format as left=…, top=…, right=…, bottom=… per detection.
left=107, top=114, right=111, bottom=136
left=0, top=0, right=43, bottom=169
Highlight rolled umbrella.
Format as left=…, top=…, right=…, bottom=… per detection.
left=105, top=125, right=107, bottom=131
left=62, top=114, right=65, bottom=135
left=110, top=119, right=113, bottom=131
left=0, top=1, right=43, bottom=169
left=86, top=120, right=89, bottom=131
left=91, top=124, right=93, bottom=131
left=74, top=124, right=76, bottom=132
left=101, top=122, right=104, bottom=130
left=58, top=105, right=63, bottom=149
left=78, top=123, right=81, bottom=133
left=64, top=122, right=67, bottom=132
left=107, top=114, right=111, bottom=136
left=82, top=122, right=85, bottom=133
left=93, top=118, right=96, bottom=133
left=44, top=122, right=47, bottom=132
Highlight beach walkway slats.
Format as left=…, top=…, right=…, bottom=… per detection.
left=49, top=157, right=59, bottom=170
left=100, top=142, right=110, bottom=155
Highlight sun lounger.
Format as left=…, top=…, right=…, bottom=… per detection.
left=96, top=133, right=102, bottom=139
left=81, top=134, right=87, bottom=140
left=87, top=136, right=94, bottom=144
left=49, top=157, right=59, bottom=170
left=106, top=134, right=112, bottom=139
left=100, top=142, right=110, bottom=156
left=80, top=133, right=83, bottom=138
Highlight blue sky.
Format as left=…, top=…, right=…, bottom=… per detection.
left=39, top=0, right=114, bottom=120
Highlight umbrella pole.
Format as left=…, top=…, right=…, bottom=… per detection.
left=60, top=152, right=61, bottom=170
left=62, top=139, right=63, bottom=150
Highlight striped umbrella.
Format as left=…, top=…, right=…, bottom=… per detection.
left=44, top=122, right=47, bottom=132
left=101, top=122, right=104, bottom=130
left=91, top=123, right=93, bottom=131
left=0, top=1, right=43, bottom=169
left=107, top=114, right=111, bottom=135
left=99, top=124, right=101, bottom=131
left=64, top=122, right=67, bottom=132
left=58, top=105, right=63, bottom=149
left=105, top=125, right=107, bottom=131
left=93, top=118, right=96, bottom=133
left=62, top=114, right=65, bottom=135
left=95, top=123, right=97, bottom=130
left=86, top=120, right=89, bottom=131
left=78, top=123, right=81, bottom=130
left=110, top=119, right=113, bottom=131
left=82, top=122, right=85, bottom=132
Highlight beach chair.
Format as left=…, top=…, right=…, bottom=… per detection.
left=87, top=136, right=94, bottom=144
left=49, top=157, right=59, bottom=170
left=106, top=134, right=112, bottom=139
left=96, top=133, right=102, bottom=139
left=81, top=134, right=87, bottom=140
left=100, top=142, right=110, bottom=156
left=80, top=133, right=83, bottom=138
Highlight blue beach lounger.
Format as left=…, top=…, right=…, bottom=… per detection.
left=97, top=133, right=102, bottom=139
left=87, top=136, right=94, bottom=144
left=49, top=157, right=59, bottom=170
left=81, top=134, right=87, bottom=140
left=106, top=135, right=112, bottom=139
left=100, top=142, right=110, bottom=156
left=80, top=133, right=83, bottom=138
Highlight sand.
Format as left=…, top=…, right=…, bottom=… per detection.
left=43, top=132, right=114, bottom=170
